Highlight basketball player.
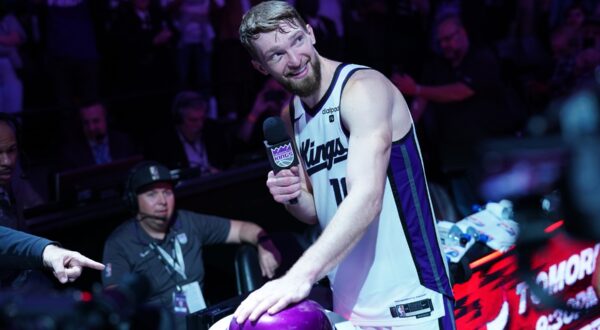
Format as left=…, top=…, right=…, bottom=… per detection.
left=233, top=2, right=455, bottom=329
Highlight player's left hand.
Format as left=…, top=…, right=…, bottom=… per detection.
left=233, top=271, right=312, bottom=324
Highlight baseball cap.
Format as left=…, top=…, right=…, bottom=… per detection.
left=128, top=161, right=175, bottom=194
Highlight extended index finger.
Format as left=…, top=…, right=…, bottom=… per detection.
left=77, top=255, right=105, bottom=271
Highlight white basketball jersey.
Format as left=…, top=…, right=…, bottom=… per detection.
left=291, top=64, right=453, bottom=327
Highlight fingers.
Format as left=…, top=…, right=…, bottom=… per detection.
left=267, top=295, right=295, bottom=315
left=267, top=170, right=300, bottom=187
left=233, top=276, right=311, bottom=325
left=51, top=260, right=68, bottom=284
left=249, top=294, right=280, bottom=322
left=259, top=258, right=277, bottom=279
left=233, top=281, right=282, bottom=323
left=262, top=259, right=276, bottom=279
left=259, top=262, right=267, bottom=278
left=266, top=170, right=301, bottom=203
left=43, top=245, right=104, bottom=284
left=288, top=166, right=300, bottom=176
left=64, top=265, right=83, bottom=282
left=258, top=257, right=271, bottom=279
left=267, top=178, right=301, bottom=201
left=257, top=245, right=281, bottom=279
left=266, top=255, right=280, bottom=279
left=272, top=191, right=301, bottom=204
left=76, top=255, right=106, bottom=271
left=233, top=289, right=262, bottom=324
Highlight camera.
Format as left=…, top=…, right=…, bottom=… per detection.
left=0, top=274, right=172, bottom=330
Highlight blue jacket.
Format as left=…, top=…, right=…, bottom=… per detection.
left=0, top=226, right=53, bottom=269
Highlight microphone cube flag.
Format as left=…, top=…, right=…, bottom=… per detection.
left=264, top=140, right=298, bottom=173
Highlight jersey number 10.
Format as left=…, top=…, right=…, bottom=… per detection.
left=329, top=178, right=347, bottom=206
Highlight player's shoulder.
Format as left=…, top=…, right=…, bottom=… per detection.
left=343, top=67, right=392, bottom=102
left=348, top=65, right=385, bottom=80
left=346, top=67, right=389, bottom=91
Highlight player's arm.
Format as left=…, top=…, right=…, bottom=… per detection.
left=284, top=70, right=393, bottom=283
left=235, top=71, right=396, bottom=324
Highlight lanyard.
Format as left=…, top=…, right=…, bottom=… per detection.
left=150, top=238, right=187, bottom=281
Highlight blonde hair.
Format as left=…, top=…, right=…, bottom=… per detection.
left=239, top=0, right=307, bottom=60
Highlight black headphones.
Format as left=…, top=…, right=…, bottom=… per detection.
left=171, top=90, right=209, bottom=125
left=123, top=162, right=144, bottom=213
left=123, top=160, right=175, bottom=213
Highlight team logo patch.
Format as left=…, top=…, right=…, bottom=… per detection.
left=150, top=166, right=160, bottom=180
left=177, top=233, right=188, bottom=244
left=270, top=142, right=296, bottom=168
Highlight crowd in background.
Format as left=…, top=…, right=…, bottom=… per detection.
left=0, top=0, right=598, bottom=213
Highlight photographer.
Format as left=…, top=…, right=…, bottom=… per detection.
left=238, top=78, right=291, bottom=150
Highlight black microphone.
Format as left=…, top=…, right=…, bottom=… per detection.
left=263, top=116, right=299, bottom=205
left=137, top=212, right=169, bottom=222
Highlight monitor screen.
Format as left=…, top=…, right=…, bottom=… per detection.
left=54, top=155, right=144, bottom=205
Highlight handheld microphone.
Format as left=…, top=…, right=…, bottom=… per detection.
left=263, top=116, right=299, bottom=205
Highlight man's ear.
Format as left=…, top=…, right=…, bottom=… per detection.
left=306, top=24, right=316, bottom=45
left=251, top=59, right=269, bottom=75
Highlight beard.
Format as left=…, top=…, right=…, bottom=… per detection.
left=278, top=56, right=322, bottom=97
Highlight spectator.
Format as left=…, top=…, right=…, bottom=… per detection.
left=44, top=0, right=99, bottom=108
left=296, top=0, right=343, bottom=60
left=0, top=113, right=87, bottom=287
left=111, top=0, right=175, bottom=95
left=144, top=90, right=230, bottom=173
left=171, top=0, right=215, bottom=90
left=0, top=8, right=26, bottom=114
left=59, top=101, right=138, bottom=170
left=392, top=14, right=523, bottom=215
left=102, top=161, right=280, bottom=330
left=212, top=0, right=260, bottom=119
left=237, top=78, right=291, bottom=151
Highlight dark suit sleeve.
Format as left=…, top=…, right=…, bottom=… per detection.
left=0, top=226, right=53, bottom=269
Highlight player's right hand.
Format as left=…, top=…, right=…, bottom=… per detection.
left=266, top=166, right=301, bottom=204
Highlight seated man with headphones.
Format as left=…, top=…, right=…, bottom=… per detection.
left=101, top=161, right=280, bottom=330
left=144, top=91, right=230, bottom=175
left=59, top=101, right=138, bottom=170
